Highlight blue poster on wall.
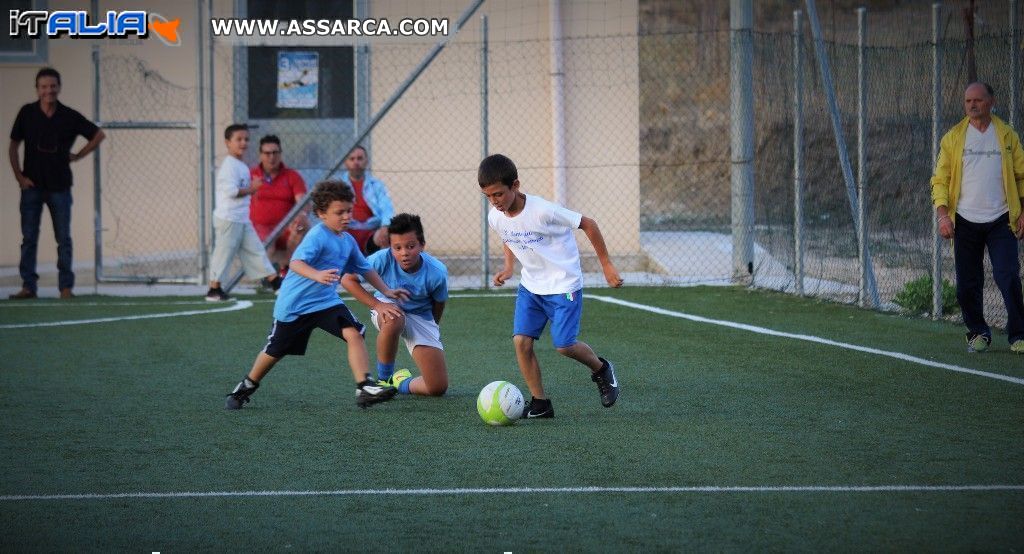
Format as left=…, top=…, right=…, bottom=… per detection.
left=277, top=51, right=319, bottom=109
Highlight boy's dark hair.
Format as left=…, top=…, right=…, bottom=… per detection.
left=478, top=154, right=518, bottom=188
left=35, top=67, right=61, bottom=86
left=259, top=134, right=281, bottom=148
left=311, top=180, right=354, bottom=213
left=224, top=123, right=248, bottom=140
left=387, top=213, right=425, bottom=244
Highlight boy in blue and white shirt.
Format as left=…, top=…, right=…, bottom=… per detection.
left=478, top=154, right=624, bottom=419
left=225, top=181, right=409, bottom=410
left=342, top=213, right=450, bottom=396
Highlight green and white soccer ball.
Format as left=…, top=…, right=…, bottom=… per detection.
left=477, top=381, right=524, bottom=426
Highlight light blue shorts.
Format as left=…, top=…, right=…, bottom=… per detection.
left=513, top=285, right=583, bottom=348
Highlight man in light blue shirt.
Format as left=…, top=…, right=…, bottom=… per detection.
left=338, top=145, right=394, bottom=254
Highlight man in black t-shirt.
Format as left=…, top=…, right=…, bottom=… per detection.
left=8, top=67, right=105, bottom=299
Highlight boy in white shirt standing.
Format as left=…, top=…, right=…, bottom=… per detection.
left=206, top=124, right=282, bottom=301
left=479, top=154, right=624, bottom=418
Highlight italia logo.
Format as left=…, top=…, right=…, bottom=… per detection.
left=8, top=10, right=181, bottom=46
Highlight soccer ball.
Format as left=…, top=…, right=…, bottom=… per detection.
left=477, top=381, right=524, bottom=426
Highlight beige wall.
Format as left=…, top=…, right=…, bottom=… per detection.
left=1, top=0, right=640, bottom=271
left=0, top=0, right=204, bottom=272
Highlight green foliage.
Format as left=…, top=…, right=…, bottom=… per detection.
left=894, top=275, right=959, bottom=315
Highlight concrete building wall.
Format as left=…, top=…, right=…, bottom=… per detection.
left=0, top=0, right=640, bottom=275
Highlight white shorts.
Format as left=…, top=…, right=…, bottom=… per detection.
left=371, top=305, right=444, bottom=354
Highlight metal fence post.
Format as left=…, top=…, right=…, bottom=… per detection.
left=480, top=14, right=490, bottom=288
left=1011, top=0, right=1020, bottom=131
left=793, top=9, right=805, bottom=297
left=92, top=41, right=102, bottom=288
left=857, top=7, right=868, bottom=307
left=197, top=0, right=208, bottom=285
left=730, top=0, right=755, bottom=282
left=931, top=3, right=944, bottom=319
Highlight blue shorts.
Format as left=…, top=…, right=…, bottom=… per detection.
left=513, top=285, right=583, bottom=348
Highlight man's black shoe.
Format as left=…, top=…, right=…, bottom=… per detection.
left=226, top=377, right=259, bottom=409
left=592, top=357, right=619, bottom=407
left=522, top=397, right=554, bottom=419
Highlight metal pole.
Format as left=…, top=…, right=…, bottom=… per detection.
left=793, top=9, right=805, bottom=297
left=550, top=0, right=567, bottom=206
left=730, top=0, right=755, bottom=282
left=90, top=0, right=102, bottom=289
left=857, top=7, right=868, bottom=307
left=931, top=3, right=944, bottom=319
left=205, top=0, right=216, bottom=286
left=1011, top=0, right=1020, bottom=131
left=92, top=41, right=103, bottom=287
left=196, top=0, right=207, bottom=285
left=480, top=15, right=490, bottom=288
left=224, top=0, right=488, bottom=292
left=804, top=0, right=880, bottom=307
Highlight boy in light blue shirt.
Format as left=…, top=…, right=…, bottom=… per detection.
left=342, top=213, right=450, bottom=396
left=225, top=181, right=409, bottom=410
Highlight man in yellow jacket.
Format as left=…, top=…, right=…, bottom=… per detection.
left=931, top=82, right=1024, bottom=354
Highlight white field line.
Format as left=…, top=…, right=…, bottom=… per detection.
left=2, top=484, right=1022, bottom=502
left=0, top=301, right=253, bottom=329
left=589, top=295, right=1024, bottom=386
left=1, top=294, right=516, bottom=307
left=0, top=301, right=219, bottom=308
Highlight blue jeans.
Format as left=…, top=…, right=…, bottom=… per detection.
left=953, top=213, right=1024, bottom=343
left=19, top=187, right=74, bottom=292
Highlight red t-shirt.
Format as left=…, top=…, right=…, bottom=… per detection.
left=249, top=163, right=307, bottom=226
left=350, top=178, right=374, bottom=222
left=348, top=178, right=375, bottom=252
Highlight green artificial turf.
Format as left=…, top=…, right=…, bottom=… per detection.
left=1, top=286, right=1020, bottom=550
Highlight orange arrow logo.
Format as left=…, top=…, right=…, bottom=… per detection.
left=149, top=14, right=180, bottom=46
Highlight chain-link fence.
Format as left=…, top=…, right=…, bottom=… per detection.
left=746, top=1, right=1022, bottom=328
left=94, top=50, right=203, bottom=282
left=89, top=0, right=1022, bottom=330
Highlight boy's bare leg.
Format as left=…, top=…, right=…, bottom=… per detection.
left=375, top=313, right=405, bottom=364
left=409, top=345, right=448, bottom=396
left=513, top=334, right=545, bottom=399
left=555, top=340, right=603, bottom=372
left=247, top=352, right=279, bottom=383
left=342, top=326, right=372, bottom=383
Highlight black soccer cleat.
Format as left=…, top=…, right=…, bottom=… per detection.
left=225, top=377, right=259, bottom=409
left=522, top=397, right=554, bottom=419
left=592, top=357, right=619, bottom=407
left=356, top=379, right=397, bottom=409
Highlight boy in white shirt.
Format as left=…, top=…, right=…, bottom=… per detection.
left=479, top=154, right=624, bottom=418
left=206, top=124, right=282, bottom=301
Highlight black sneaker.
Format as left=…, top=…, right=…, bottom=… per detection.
left=356, top=379, right=397, bottom=409
left=225, top=378, right=259, bottom=409
left=259, top=276, right=282, bottom=293
left=205, top=287, right=230, bottom=302
left=592, top=357, right=619, bottom=407
left=522, top=397, right=554, bottom=419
